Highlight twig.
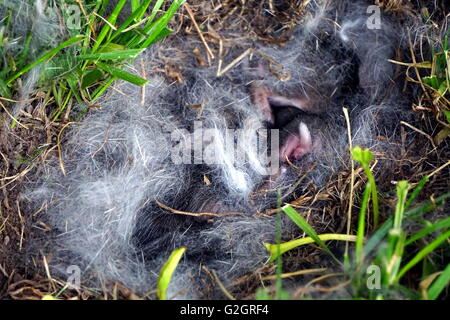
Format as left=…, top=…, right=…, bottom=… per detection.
left=427, top=160, right=450, bottom=179
left=42, top=253, right=57, bottom=293
left=57, top=122, right=75, bottom=176
left=93, top=12, right=117, bottom=30
left=0, top=101, right=27, bottom=129
left=217, top=39, right=224, bottom=76
left=202, top=267, right=236, bottom=300
left=343, top=107, right=354, bottom=257
left=407, top=29, right=433, bottom=102
left=217, top=48, right=253, bottom=77
left=156, top=200, right=243, bottom=218
left=140, top=59, right=146, bottom=105
left=184, top=3, right=215, bottom=60
left=260, top=268, right=327, bottom=281
left=401, top=121, right=436, bottom=149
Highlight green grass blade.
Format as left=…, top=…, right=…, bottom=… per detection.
left=356, top=182, right=371, bottom=265
left=131, top=0, right=141, bottom=13
left=6, top=35, right=84, bottom=85
left=92, top=78, right=116, bottom=101
left=91, top=0, right=128, bottom=53
left=142, top=0, right=166, bottom=33
left=405, top=176, right=429, bottom=210
left=97, top=0, right=110, bottom=16
left=369, top=175, right=380, bottom=226
left=282, top=205, right=338, bottom=262
left=275, top=190, right=284, bottom=300
left=146, top=26, right=173, bottom=46
left=0, top=78, right=11, bottom=98
left=66, top=72, right=82, bottom=101
left=351, top=147, right=379, bottom=226
left=396, top=229, right=450, bottom=281
left=126, top=0, right=165, bottom=48
left=77, top=49, right=144, bottom=61
left=364, top=192, right=450, bottom=256
left=16, top=32, right=32, bottom=66
left=392, top=181, right=410, bottom=232
left=96, top=62, right=148, bottom=86
left=52, top=91, right=73, bottom=122
left=405, top=216, right=450, bottom=246
left=264, top=234, right=357, bottom=262
left=387, top=232, right=407, bottom=285
left=157, top=247, right=186, bottom=300
left=107, top=0, right=155, bottom=44
left=428, top=263, right=450, bottom=300
left=139, top=0, right=185, bottom=49
left=82, top=68, right=105, bottom=89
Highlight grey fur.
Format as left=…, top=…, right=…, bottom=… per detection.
left=26, top=0, right=425, bottom=298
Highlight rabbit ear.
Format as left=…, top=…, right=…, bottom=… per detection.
left=280, top=122, right=313, bottom=163
left=251, top=84, right=318, bottom=123
left=250, top=84, right=275, bottom=123
left=251, top=85, right=314, bottom=125
left=268, top=95, right=312, bottom=113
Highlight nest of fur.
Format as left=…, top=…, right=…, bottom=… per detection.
left=0, top=0, right=449, bottom=300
